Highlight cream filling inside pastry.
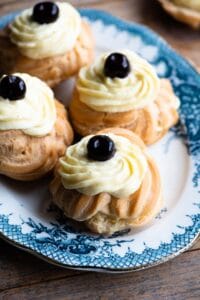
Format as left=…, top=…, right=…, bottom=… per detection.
left=59, top=133, right=148, bottom=198
left=9, top=2, right=81, bottom=59
left=76, top=50, right=160, bottom=113
left=0, top=73, right=56, bottom=136
left=172, top=0, right=200, bottom=11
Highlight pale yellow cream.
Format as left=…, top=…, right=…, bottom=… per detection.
left=0, top=73, right=56, bottom=136
left=172, top=0, right=200, bottom=11
left=59, top=133, right=148, bottom=198
left=10, top=2, right=81, bottom=59
left=77, top=50, right=160, bottom=113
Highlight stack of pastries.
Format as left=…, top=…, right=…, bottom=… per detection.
left=0, top=1, right=180, bottom=235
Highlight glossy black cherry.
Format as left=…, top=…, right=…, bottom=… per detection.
left=104, top=53, right=131, bottom=79
left=87, top=135, right=116, bottom=161
left=0, top=75, right=26, bottom=101
left=32, top=2, right=59, bottom=24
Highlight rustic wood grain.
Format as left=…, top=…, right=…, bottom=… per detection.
left=190, top=239, right=200, bottom=251
left=0, top=240, right=83, bottom=292
left=1, top=250, right=200, bottom=300
left=0, top=236, right=199, bottom=292
left=0, top=0, right=199, bottom=299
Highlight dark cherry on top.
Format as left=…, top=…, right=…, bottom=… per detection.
left=104, top=53, right=131, bottom=79
left=32, top=2, right=59, bottom=24
left=0, top=75, right=26, bottom=101
left=87, top=135, right=116, bottom=161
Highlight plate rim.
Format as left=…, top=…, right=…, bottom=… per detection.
left=0, top=230, right=199, bottom=273
left=0, top=8, right=199, bottom=272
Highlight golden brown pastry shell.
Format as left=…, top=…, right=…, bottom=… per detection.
left=0, top=100, right=74, bottom=181
left=50, top=128, right=163, bottom=235
left=158, top=0, right=200, bottom=29
left=69, top=79, right=179, bottom=145
left=0, top=21, right=94, bottom=87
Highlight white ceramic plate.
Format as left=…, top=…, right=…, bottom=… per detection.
left=0, top=9, right=199, bottom=272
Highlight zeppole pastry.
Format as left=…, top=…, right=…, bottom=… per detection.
left=69, top=50, right=180, bottom=145
left=0, top=73, right=73, bottom=181
left=0, top=1, right=94, bottom=87
left=50, top=128, right=163, bottom=235
left=158, top=0, right=200, bottom=29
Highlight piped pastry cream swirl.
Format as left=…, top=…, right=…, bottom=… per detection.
left=9, top=2, right=81, bottom=59
left=59, top=133, right=148, bottom=198
left=0, top=73, right=56, bottom=136
left=76, top=50, right=160, bottom=113
left=172, top=0, right=200, bottom=11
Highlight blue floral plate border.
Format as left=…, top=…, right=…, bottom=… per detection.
left=0, top=9, right=199, bottom=272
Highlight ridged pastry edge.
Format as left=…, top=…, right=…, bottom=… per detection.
left=158, top=0, right=200, bottom=28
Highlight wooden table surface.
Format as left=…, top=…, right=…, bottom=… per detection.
left=0, top=0, right=199, bottom=299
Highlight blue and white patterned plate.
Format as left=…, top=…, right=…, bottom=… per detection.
left=0, top=9, right=199, bottom=273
